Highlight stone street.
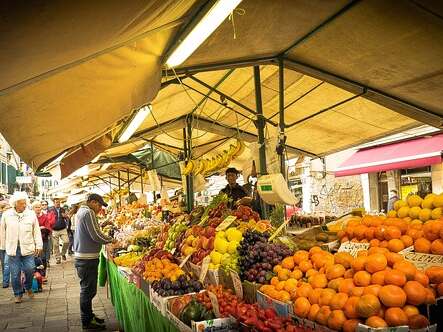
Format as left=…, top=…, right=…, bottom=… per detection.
left=0, top=257, right=120, bottom=332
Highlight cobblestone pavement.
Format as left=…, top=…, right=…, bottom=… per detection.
left=0, top=256, right=120, bottom=332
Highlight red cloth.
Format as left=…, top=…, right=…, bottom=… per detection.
left=37, top=212, right=55, bottom=231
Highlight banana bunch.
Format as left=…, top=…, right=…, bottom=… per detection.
left=182, top=140, right=245, bottom=176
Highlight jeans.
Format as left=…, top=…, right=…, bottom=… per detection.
left=41, top=240, right=50, bottom=271
left=75, top=259, right=99, bottom=325
left=0, top=249, right=10, bottom=286
left=8, top=247, right=35, bottom=296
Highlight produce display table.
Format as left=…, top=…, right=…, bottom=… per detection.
left=105, top=258, right=179, bottom=332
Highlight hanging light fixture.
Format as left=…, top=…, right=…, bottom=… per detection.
left=166, top=0, right=243, bottom=68
left=118, top=105, right=152, bottom=143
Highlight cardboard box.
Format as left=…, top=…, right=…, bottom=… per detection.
left=356, top=323, right=437, bottom=332
left=256, top=291, right=293, bottom=317
left=149, top=288, right=181, bottom=315
left=242, top=281, right=261, bottom=304
left=165, top=296, right=237, bottom=332
left=186, top=262, right=221, bottom=285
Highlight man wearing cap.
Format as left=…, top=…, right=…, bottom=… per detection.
left=220, top=167, right=251, bottom=208
left=0, top=192, right=43, bottom=303
left=73, top=193, right=113, bottom=330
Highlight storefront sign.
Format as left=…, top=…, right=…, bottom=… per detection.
left=16, top=176, right=32, bottom=184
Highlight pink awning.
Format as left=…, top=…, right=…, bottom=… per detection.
left=335, top=134, right=443, bottom=177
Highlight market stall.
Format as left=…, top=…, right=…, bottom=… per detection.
left=97, top=190, right=443, bottom=332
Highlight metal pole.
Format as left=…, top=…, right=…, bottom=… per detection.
left=278, top=58, right=286, bottom=179
left=254, top=66, right=267, bottom=176
left=117, top=171, right=121, bottom=208
left=150, top=141, right=156, bottom=201
left=254, top=65, right=268, bottom=218
left=185, top=117, right=194, bottom=211
left=140, top=166, right=144, bottom=194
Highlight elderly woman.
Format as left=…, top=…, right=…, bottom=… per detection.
left=0, top=199, right=10, bottom=288
left=32, top=200, right=55, bottom=278
left=0, top=192, right=43, bottom=303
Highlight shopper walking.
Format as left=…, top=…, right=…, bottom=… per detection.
left=67, top=204, right=79, bottom=255
left=32, top=201, right=55, bottom=279
left=0, top=192, right=43, bottom=303
left=0, top=199, right=11, bottom=288
left=74, top=193, right=113, bottom=330
left=387, top=189, right=400, bottom=211
left=49, top=196, right=69, bottom=264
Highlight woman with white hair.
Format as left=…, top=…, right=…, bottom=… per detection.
left=0, top=192, right=43, bottom=303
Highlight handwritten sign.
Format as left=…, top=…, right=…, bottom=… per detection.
left=198, top=215, right=209, bottom=226
left=230, top=270, right=243, bottom=299
left=404, top=252, right=443, bottom=269
left=269, top=219, right=289, bottom=242
left=338, top=241, right=370, bottom=257
left=208, top=291, right=220, bottom=318
left=199, top=256, right=211, bottom=283
left=179, top=254, right=192, bottom=268
left=216, top=216, right=237, bottom=231
left=399, top=246, right=414, bottom=255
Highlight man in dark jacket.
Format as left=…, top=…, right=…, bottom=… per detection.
left=220, top=167, right=250, bottom=208
left=74, top=194, right=112, bottom=330
left=49, top=197, right=69, bottom=264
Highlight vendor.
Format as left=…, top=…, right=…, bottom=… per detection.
left=220, top=167, right=251, bottom=208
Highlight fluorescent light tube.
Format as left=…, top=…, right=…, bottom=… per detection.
left=118, top=105, right=152, bottom=143
left=166, top=0, right=243, bottom=68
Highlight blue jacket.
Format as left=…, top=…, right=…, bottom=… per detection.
left=73, top=205, right=112, bottom=259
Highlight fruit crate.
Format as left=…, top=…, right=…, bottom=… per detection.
left=186, top=262, right=221, bottom=285
left=149, top=288, right=186, bottom=315
left=166, top=296, right=237, bottom=332
left=242, top=281, right=261, bottom=304
left=256, top=290, right=293, bottom=318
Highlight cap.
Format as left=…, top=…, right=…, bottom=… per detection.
left=10, top=191, right=29, bottom=206
left=87, top=193, right=108, bottom=207
left=225, top=167, right=239, bottom=175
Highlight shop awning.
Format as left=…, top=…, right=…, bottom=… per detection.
left=335, top=134, right=443, bottom=177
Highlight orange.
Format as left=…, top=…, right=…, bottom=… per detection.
left=275, top=281, right=286, bottom=291
left=365, top=253, right=387, bottom=273
left=290, top=269, right=303, bottom=280
left=299, top=260, right=313, bottom=273
left=371, top=270, right=385, bottom=285
left=270, top=276, right=279, bottom=286
left=353, top=271, right=371, bottom=287
left=293, top=297, right=311, bottom=318
left=415, top=238, right=431, bottom=253
left=388, top=239, right=405, bottom=252
left=351, top=256, right=367, bottom=272
left=296, top=282, right=313, bottom=298
left=277, top=268, right=290, bottom=281
left=393, top=261, right=417, bottom=280
left=281, top=257, right=295, bottom=270
left=309, top=273, right=328, bottom=289
left=384, top=269, right=407, bottom=286
left=400, top=235, right=413, bottom=247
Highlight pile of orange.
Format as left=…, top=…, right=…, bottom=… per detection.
left=260, top=246, right=443, bottom=331
left=142, top=257, right=185, bottom=281
left=337, top=214, right=443, bottom=255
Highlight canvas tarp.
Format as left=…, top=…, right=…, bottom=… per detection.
left=1, top=0, right=443, bottom=174
left=0, top=0, right=201, bottom=170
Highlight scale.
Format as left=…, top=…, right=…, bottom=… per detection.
left=257, top=173, right=299, bottom=205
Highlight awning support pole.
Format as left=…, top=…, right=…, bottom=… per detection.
left=278, top=58, right=286, bottom=179
left=187, top=117, right=194, bottom=212
left=117, top=171, right=121, bottom=208
left=140, top=166, right=144, bottom=194
left=254, top=65, right=268, bottom=218
left=150, top=141, right=156, bottom=202
left=127, top=169, right=130, bottom=191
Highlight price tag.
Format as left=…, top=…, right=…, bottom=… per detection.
left=216, top=216, right=237, bottom=231
left=179, top=254, right=192, bottom=268
left=198, top=215, right=209, bottom=226
left=207, top=291, right=220, bottom=318
left=399, top=246, right=414, bottom=255
left=199, top=256, right=211, bottom=283
left=230, top=270, right=243, bottom=299
left=338, top=241, right=370, bottom=257
left=170, top=248, right=176, bottom=255
left=268, top=219, right=289, bottom=242
left=404, top=252, right=443, bottom=269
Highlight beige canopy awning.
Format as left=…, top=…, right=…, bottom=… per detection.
left=0, top=0, right=201, bottom=170
left=1, top=0, right=442, bottom=175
